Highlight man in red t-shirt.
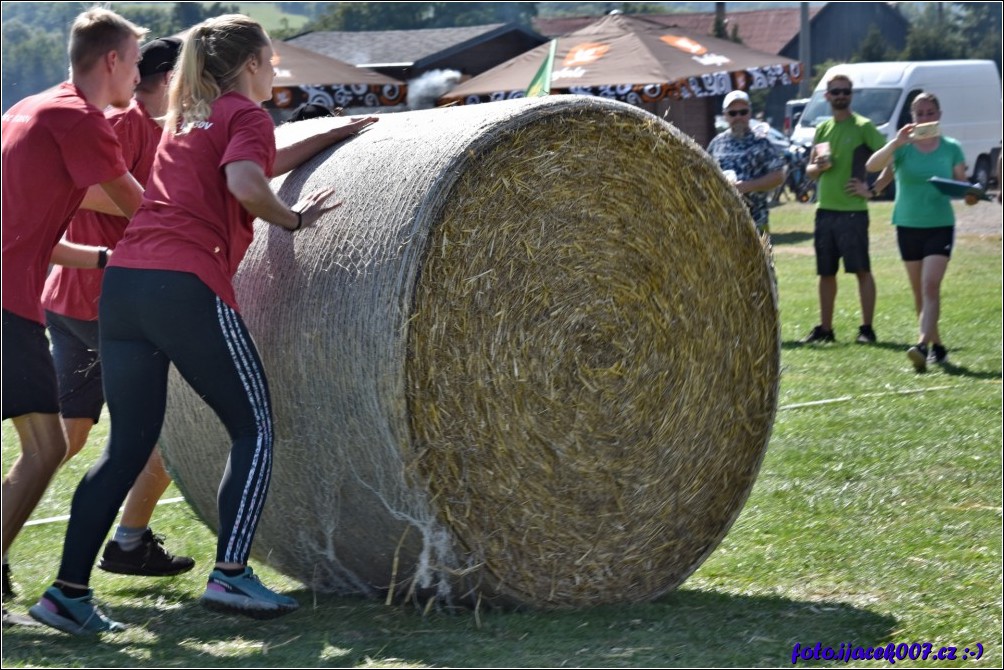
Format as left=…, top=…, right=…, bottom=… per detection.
left=40, top=36, right=194, bottom=582
left=1, top=8, right=147, bottom=613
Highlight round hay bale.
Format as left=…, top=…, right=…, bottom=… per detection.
left=159, top=96, right=780, bottom=609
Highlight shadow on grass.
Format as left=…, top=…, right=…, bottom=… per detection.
left=2, top=588, right=896, bottom=668
left=779, top=339, right=910, bottom=350
left=779, top=340, right=1001, bottom=380
left=770, top=231, right=814, bottom=246
left=929, top=359, right=1001, bottom=381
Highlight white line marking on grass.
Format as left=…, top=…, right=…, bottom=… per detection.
left=779, top=385, right=961, bottom=410
left=24, top=496, right=187, bottom=527
left=20, top=385, right=983, bottom=525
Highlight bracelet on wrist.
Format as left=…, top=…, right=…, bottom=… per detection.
left=97, top=247, right=109, bottom=269
left=292, top=210, right=303, bottom=232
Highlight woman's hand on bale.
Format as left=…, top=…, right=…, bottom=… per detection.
left=292, top=187, right=342, bottom=231
left=330, top=116, right=379, bottom=141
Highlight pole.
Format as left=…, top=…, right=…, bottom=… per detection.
left=798, top=2, right=811, bottom=98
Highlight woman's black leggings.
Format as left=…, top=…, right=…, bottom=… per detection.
left=58, top=268, right=274, bottom=585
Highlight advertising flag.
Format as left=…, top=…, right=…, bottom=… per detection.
left=525, top=40, right=557, bottom=97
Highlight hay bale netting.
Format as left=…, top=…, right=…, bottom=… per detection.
left=159, top=96, right=780, bottom=608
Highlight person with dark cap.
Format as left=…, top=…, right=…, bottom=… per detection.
left=1, top=8, right=147, bottom=626
left=35, top=35, right=194, bottom=589
left=288, top=101, right=339, bottom=122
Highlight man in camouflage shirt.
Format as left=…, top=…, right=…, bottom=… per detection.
left=707, top=90, right=785, bottom=234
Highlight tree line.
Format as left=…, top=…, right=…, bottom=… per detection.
left=2, top=2, right=1000, bottom=113
left=2, top=2, right=239, bottom=112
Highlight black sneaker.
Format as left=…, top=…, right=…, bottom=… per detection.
left=3, top=563, right=14, bottom=602
left=855, top=324, right=877, bottom=344
left=98, top=529, right=195, bottom=577
left=929, top=344, right=948, bottom=365
left=907, top=344, right=929, bottom=372
left=801, top=325, right=835, bottom=344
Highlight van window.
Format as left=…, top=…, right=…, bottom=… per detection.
left=798, top=88, right=904, bottom=130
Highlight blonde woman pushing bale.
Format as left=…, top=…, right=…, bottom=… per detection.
left=30, top=14, right=376, bottom=634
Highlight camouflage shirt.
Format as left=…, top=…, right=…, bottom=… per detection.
left=707, top=128, right=784, bottom=229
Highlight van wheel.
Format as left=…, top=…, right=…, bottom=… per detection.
left=973, top=156, right=991, bottom=190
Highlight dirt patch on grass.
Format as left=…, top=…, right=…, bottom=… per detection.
left=954, top=192, right=1002, bottom=238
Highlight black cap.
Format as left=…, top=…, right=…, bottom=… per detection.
left=289, top=102, right=336, bottom=122
left=139, top=37, right=182, bottom=78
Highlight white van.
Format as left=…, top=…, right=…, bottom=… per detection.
left=792, top=60, right=1002, bottom=187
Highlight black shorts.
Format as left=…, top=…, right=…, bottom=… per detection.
left=814, top=209, right=871, bottom=276
left=896, top=225, right=954, bottom=261
left=46, top=311, right=103, bottom=422
left=2, top=309, right=60, bottom=419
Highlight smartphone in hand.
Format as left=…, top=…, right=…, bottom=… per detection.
left=910, top=122, right=940, bottom=140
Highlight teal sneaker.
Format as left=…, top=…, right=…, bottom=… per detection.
left=200, top=567, right=298, bottom=619
left=28, top=586, right=125, bottom=635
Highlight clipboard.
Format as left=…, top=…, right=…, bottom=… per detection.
left=928, top=177, right=991, bottom=201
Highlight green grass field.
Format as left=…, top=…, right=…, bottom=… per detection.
left=233, top=2, right=311, bottom=34
left=2, top=199, right=1000, bottom=667
left=114, top=2, right=312, bottom=33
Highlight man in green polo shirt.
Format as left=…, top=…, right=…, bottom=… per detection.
left=801, top=73, right=887, bottom=345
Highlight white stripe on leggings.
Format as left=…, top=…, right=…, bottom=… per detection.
left=219, top=302, right=273, bottom=560
left=221, top=303, right=274, bottom=560
left=215, top=297, right=273, bottom=563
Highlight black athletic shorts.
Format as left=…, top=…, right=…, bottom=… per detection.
left=896, top=225, right=954, bottom=261
left=46, top=311, right=103, bottom=422
left=2, top=309, right=60, bottom=419
left=814, top=209, right=871, bottom=276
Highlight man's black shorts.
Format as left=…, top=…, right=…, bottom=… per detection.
left=2, top=309, right=59, bottom=419
left=896, top=225, right=954, bottom=261
left=814, top=209, right=871, bottom=276
left=46, top=311, right=103, bottom=422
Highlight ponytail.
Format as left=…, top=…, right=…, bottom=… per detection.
left=165, top=15, right=268, bottom=134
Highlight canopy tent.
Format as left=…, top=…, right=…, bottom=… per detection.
left=269, top=40, right=407, bottom=111
left=439, top=13, right=802, bottom=107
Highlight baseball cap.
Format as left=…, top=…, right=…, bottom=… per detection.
left=139, top=37, right=182, bottom=78
left=722, top=90, right=750, bottom=111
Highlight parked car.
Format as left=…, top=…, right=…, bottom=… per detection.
left=755, top=122, right=792, bottom=154
left=783, top=98, right=809, bottom=137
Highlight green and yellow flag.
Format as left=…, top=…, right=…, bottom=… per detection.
left=525, top=40, right=557, bottom=97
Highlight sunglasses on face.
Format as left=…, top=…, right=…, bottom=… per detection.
left=727, top=108, right=750, bottom=117
left=827, top=88, right=852, bottom=96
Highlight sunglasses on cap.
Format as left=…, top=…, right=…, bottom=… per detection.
left=727, top=108, right=750, bottom=117
left=827, top=88, right=852, bottom=96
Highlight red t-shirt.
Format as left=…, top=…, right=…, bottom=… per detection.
left=1, top=82, right=128, bottom=324
left=41, top=99, right=163, bottom=321
left=109, top=92, right=275, bottom=311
